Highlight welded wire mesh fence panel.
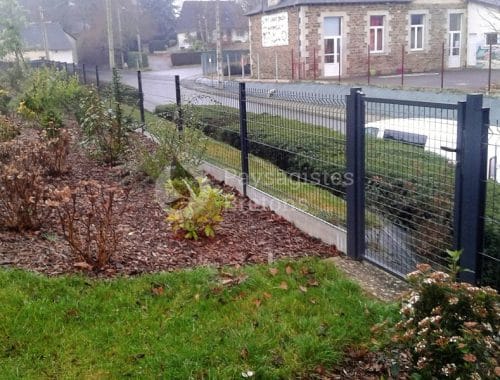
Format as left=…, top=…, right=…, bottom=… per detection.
left=363, top=98, right=458, bottom=276
left=244, top=89, right=348, bottom=227
left=140, top=74, right=177, bottom=111
left=480, top=120, right=500, bottom=289
left=177, top=84, right=242, bottom=174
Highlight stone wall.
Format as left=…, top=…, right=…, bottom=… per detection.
left=249, top=8, right=299, bottom=80
left=249, top=1, right=467, bottom=80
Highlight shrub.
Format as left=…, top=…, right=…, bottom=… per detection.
left=138, top=118, right=206, bottom=180
left=40, top=109, right=63, bottom=138
left=165, top=177, right=233, bottom=240
left=79, top=86, right=128, bottom=164
left=393, top=263, right=499, bottom=379
left=0, top=140, right=52, bottom=231
left=50, top=181, right=129, bottom=270
left=16, top=67, right=82, bottom=128
left=0, top=115, right=20, bottom=142
left=39, top=128, right=71, bottom=176
left=0, top=86, right=12, bottom=114
left=98, top=82, right=139, bottom=108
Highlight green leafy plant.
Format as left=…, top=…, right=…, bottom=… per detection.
left=392, top=263, right=499, bottom=379
left=16, top=67, right=81, bottom=135
left=138, top=118, right=206, bottom=180
left=446, top=249, right=474, bottom=281
left=79, top=86, right=129, bottom=164
left=165, top=177, right=233, bottom=240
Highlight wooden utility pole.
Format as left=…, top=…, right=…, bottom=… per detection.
left=215, top=0, right=223, bottom=82
left=115, top=0, right=125, bottom=68
left=105, top=0, right=115, bottom=69
left=39, top=6, right=50, bottom=60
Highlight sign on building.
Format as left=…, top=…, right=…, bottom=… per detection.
left=261, top=12, right=289, bottom=47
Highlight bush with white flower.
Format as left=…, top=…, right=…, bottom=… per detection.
left=393, top=263, right=499, bottom=379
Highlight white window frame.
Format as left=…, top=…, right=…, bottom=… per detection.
left=369, top=15, right=385, bottom=53
left=410, top=14, right=425, bottom=51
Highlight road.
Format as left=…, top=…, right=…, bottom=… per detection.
left=110, top=66, right=500, bottom=123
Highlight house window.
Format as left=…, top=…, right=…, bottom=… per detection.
left=369, top=16, right=384, bottom=53
left=410, top=14, right=424, bottom=50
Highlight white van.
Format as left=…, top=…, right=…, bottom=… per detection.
left=364, top=118, right=500, bottom=182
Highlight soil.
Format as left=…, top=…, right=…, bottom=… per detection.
left=0, top=122, right=338, bottom=277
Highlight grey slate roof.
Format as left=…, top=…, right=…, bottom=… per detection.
left=177, top=1, right=247, bottom=33
left=21, top=22, right=75, bottom=51
left=470, top=0, right=500, bottom=8
left=246, top=0, right=413, bottom=16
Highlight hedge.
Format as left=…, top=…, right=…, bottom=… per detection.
left=171, top=52, right=202, bottom=66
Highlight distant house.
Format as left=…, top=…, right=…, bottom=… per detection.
left=467, top=0, right=500, bottom=68
left=22, top=22, right=77, bottom=64
left=246, top=0, right=472, bottom=79
left=176, top=1, right=249, bottom=49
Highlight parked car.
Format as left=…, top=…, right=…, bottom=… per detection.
left=365, top=117, right=500, bottom=182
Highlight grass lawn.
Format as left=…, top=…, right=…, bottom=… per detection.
left=0, top=259, right=396, bottom=379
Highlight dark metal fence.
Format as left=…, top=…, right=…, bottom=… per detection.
left=29, top=60, right=497, bottom=286
left=363, top=98, right=458, bottom=275
left=480, top=121, right=500, bottom=289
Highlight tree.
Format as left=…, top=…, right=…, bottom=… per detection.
left=138, top=0, right=176, bottom=40
left=0, top=0, right=26, bottom=62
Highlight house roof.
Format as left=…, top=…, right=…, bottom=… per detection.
left=246, top=0, right=413, bottom=16
left=177, top=1, right=247, bottom=33
left=21, top=22, right=75, bottom=51
left=469, top=0, right=500, bottom=8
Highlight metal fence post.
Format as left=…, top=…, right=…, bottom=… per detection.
left=175, top=75, right=183, bottom=132
left=137, top=70, right=146, bottom=131
left=96, top=65, right=100, bottom=88
left=456, top=94, right=489, bottom=283
left=239, top=82, right=249, bottom=197
left=346, top=87, right=366, bottom=260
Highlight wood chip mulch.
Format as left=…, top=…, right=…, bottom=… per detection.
left=0, top=124, right=338, bottom=277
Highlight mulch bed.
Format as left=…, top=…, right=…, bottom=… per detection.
left=0, top=122, right=338, bottom=277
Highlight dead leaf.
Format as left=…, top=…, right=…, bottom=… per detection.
left=299, top=286, right=308, bottom=293
left=286, top=265, right=293, bottom=275
left=310, top=298, right=317, bottom=304
left=495, top=367, right=500, bottom=377
left=240, top=347, right=249, bottom=360
left=279, top=281, right=288, bottom=290
left=269, top=268, right=278, bottom=276
left=253, top=298, right=261, bottom=307
left=307, top=279, right=319, bottom=287
left=74, top=262, right=93, bottom=271
left=152, top=286, right=164, bottom=296
left=263, top=292, right=272, bottom=299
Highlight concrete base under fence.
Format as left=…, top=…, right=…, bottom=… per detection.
left=201, top=162, right=347, bottom=253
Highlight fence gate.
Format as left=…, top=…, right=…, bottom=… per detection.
left=347, top=89, right=489, bottom=282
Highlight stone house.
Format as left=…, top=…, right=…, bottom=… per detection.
left=177, top=1, right=249, bottom=50
left=467, top=0, right=500, bottom=68
left=246, top=0, right=470, bottom=79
